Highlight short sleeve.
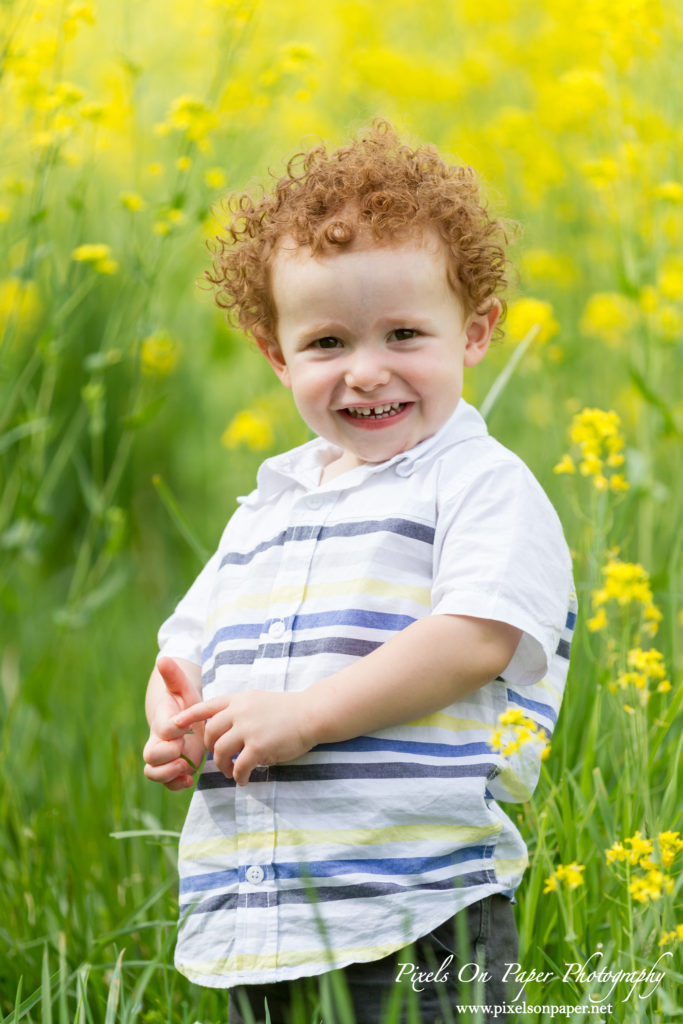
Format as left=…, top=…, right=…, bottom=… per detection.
left=431, top=457, right=573, bottom=687
left=156, top=508, right=246, bottom=666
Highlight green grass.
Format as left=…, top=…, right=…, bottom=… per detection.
left=2, top=0, right=682, bottom=1019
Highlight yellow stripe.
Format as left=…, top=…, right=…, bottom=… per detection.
left=179, top=936, right=429, bottom=978
left=179, top=822, right=501, bottom=862
left=405, top=710, right=492, bottom=732
left=206, top=578, right=431, bottom=629
left=493, top=856, right=528, bottom=877
left=496, top=766, right=532, bottom=802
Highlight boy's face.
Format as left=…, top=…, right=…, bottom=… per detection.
left=258, top=229, right=500, bottom=478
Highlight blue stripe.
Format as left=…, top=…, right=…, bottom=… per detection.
left=507, top=689, right=558, bottom=725
left=179, top=846, right=492, bottom=896
left=203, top=610, right=416, bottom=663
left=219, top=518, right=435, bottom=568
left=566, top=610, right=577, bottom=630
left=317, top=736, right=494, bottom=758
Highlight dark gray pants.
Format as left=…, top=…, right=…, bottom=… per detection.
left=228, top=894, right=520, bottom=1024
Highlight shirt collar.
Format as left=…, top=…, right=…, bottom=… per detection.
left=241, top=399, right=488, bottom=504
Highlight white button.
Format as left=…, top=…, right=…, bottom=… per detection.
left=306, top=493, right=324, bottom=509
left=395, top=460, right=413, bottom=477
left=246, top=865, right=265, bottom=884
left=268, top=619, right=285, bottom=639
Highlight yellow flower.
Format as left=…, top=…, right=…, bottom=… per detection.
left=72, top=243, right=118, bottom=274
left=558, top=408, right=629, bottom=493
left=505, top=298, right=559, bottom=345
left=72, top=243, right=111, bottom=263
left=520, top=249, right=576, bottom=288
left=629, top=870, right=674, bottom=904
left=140, top=330, right=180, bottom=376
left=580, top=292, right=637, bottom=347
left=659, top=924, right=683, bottom=946
left=651, top=305, right=683, bottom=342
left=205, top=167, right=227, bottom=189
left=158, top=95, right=217, bottom=143
left=553, top=454, right=576, bottom=475
left=589, top=556, right=659, bottom=636
left=0, top=278, right=44, bottom=343
left=176, top=156, right=192, bottom=172
left=587, top=608, right=608, bottom=633
left=653, top=181, right=683, bottom=203
left=656, top=256, right=683, bottom=301
left=221, top=409, right=274, bottom=451
left=489, top=709, right=549, bottom=761
left=545, top=862, right=585, bottom=894
left=119, top=191, right=147, bottom=212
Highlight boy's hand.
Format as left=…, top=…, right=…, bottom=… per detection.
left=172, top=690, right=314, bottom=787
left=143, top=657, right=205, bottom=791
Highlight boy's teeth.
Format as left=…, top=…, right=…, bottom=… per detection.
left=346, top=402, right=405, bottom=418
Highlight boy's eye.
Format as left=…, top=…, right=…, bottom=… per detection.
left=390, top=328, right=418, bottom=341
left=312, top=337, right=342, bottom=349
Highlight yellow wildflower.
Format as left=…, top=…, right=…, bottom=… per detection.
left=580, top=292, right=637, bottom=347
left=176, top=156, right=192, bottom=172
left=557, top=408, right=628, bottom=494
left=520, top=249, right=576, bottom=288
left=140, top=330, right=180, bottom=376
left=653, top=182, right=683, bottom=203
left=205, top=167, right=227, bottom=189
left=221, top=409, right=274, bottom=451
left=553, top=453, right=576, bottom=475
left=588, top=555, right=660, bottom=636
left=72, top=243, right=118, bottom=274
left=158, top=95, right=217, bottom=143
left=505, top=297, right=559, bottom=345
left=629, top=870, right=674, bottom=904
left=658, top=832, right=683, bottom=867
left=0, top=278, right=43, bottom=342
left=489, top=710, right=549, bottom=761
left=119, top=191, right=147, bottom=212
left=657, top=256, right=683, bottom=300
left=545, top=862, right=585, bottom=894
left=659, top=924, right=683, bottom=945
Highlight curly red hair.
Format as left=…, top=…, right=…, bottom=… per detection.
left=205, top=120, right=516, bottom=344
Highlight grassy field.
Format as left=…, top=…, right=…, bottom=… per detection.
left=1, top=0, right=682, bottom=1020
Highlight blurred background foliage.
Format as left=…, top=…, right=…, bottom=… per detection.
left=1, top=0, right=682, bottom=1019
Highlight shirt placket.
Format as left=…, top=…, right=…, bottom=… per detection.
left=233, top=486, right=337, bottom=973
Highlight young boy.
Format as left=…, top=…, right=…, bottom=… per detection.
left=143, top=121, right=576, bottom=1024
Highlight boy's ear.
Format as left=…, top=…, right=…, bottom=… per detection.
left=254, top=336, right=291, bottom=389
left=463, top=298, right=501, bottom=368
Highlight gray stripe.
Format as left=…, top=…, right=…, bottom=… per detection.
left=181, top=869, right=496, bottom=915
left=197, top=761, right=495, bottom=790
left=219, top=518, right=435, bottom=568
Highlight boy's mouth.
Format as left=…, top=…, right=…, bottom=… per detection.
left=342, top=402, right=408, bottom=420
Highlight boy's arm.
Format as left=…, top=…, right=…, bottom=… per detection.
left=172, top=614, right=522, bottom=786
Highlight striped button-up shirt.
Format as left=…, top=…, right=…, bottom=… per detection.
left=157, top=399, right=576, bottom=989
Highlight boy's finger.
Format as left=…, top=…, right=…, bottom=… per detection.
left=157, top=657, right=200, bottom=709
left=173, top=698, right=227, bottom=729
left=143, top=736, right=182, bottom=765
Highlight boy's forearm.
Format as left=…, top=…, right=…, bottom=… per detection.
left=303, top=614, right=522, bottom=746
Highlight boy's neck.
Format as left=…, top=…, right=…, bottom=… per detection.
left=319, top=450, right=364, bottom=485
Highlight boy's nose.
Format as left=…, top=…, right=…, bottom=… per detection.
left=343, top=349, right=391, bottom=391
